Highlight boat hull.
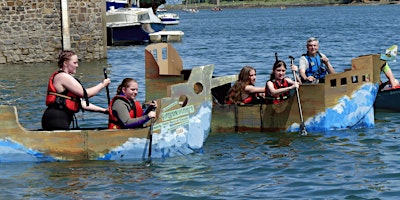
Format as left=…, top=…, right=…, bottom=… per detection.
left=143, top=47, right=385, bottom=133
left=212, top=54, right=383, bottom=132
left=107, top=23, right=166, bottom=45
left=375, top=87, right=400, bottom=111
left=212, top=83, right=378, bottom=133
left=0, top=60, right=215, bottom=162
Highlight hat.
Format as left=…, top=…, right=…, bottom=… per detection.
left=380, top=45, right=398, bottom=61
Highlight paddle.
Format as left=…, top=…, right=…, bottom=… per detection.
left=289, top=56, right=308, bottom=136
left=103, top=68, right=111, bottom=106
left=145, top=101, right=156, bottom=165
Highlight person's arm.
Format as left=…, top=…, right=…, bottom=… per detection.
left=244, top=85, right=265, bottom=98
left=56, top=73, right=110, bottom=98
left=112, top=99, right=151, bottom=128
left=266, top=79, right=298, bottom=96
left=299, top=56, right=310, bottom=80
left=81, top=100, right=107, bottom=113
left=320, top=53, right=335, bottom=74
left=85, top=78, right=111, bottom=97
left=244, top=85, right=265, bottom=93
left=382, top=62, right=399, bottom=87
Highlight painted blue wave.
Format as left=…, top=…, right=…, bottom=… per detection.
left=288, top=83, right=378, bottom=132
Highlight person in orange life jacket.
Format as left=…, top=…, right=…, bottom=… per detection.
left=224, top=65, right=265, bottom=104
left=299, top=37, right=335, bottom=84
left=265, top=60, right=300, bottom=104
left=108, top=78, right=157, bottom=129
left=41, top=50, right=111, bottom=131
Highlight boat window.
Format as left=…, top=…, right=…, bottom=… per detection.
left=194, top=82, right=203, bottom=94
left=362, top=74, right=370, bottom=82
left=330, top=79, right=337, bottom=87
left=138, top=14, right=150, bottom=21
left=179, top=95, right=188, bottom=107
left=162, top=47, right=167, bottom=60
left=341, top=77, right=347, bottom=85
left=351, top=75, right=358, bottom=83
left=151, top=49, right=157, bottom=61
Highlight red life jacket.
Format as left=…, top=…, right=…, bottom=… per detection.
left=108, top=95, right=143, bottom=129
left=266, top=79, right=290, bottom=104
left=45, top=70, right=81, bottom=113
left=225, top=90, right=258, bottom=105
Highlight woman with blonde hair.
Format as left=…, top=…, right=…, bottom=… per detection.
left=225, top=65, right=265, bottom=104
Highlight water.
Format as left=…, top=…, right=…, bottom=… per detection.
left=1, top=4, right=400, bottom=199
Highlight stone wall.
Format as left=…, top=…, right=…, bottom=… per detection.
left=0, top=0, right=107, bottom=64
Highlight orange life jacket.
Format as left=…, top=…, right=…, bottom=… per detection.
left=266, top=79, right=290, bottom=104
left=108, top=95, right=143, bottom=129
left=45, top=70, right=81, bottom=113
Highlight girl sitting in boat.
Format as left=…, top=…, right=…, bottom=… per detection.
left=41, top=50, right=111, bottom=131
left=265, top=59, right=299, bottom=104
left=224, top=65, right=265, bottom=104
left=108, top=78, right=157, bottom=129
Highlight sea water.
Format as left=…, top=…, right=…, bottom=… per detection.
left=1, top=4, right=400, bottom=199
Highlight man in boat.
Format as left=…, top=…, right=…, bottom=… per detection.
left=224, top=65, right=265, bottom=104
left=108, top=78, right=157, bottom=129
left=299, top=37, right=336, bottom=84
left=42, top=50, right=111, bottom=131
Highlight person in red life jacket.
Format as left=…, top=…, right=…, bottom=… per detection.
left=224, top=65, right=265, bottom=104
left=265, top=60, right=299, bottom=104
left=108, top=78, right=157, bottom=129
left=41, top=50, right=111, bottom=131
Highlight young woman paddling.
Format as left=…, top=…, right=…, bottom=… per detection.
left=108, top=78, right=157, bottom=129
left=265, top=59, right=299, bottom=104
left=41, top=50, right=111, bottom=131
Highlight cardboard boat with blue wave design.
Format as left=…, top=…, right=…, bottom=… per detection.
left=0, top=59, right=214, bottom=162
left=211, top=54, right=384, bottom=133
left=143, top=44, right=385, bottom=133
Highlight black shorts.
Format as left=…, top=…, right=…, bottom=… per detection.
left=41, top=106, right=74, bottom=131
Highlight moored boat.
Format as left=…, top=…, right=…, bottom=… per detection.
left=149, top=30, right=184, bottom=43
left=144, top=44, right=386, bottom=133
left=157, top=12, right=180, bottom=25
left=0, top=57, right=214, bottom=162
left=106, top=7, right=166, bottom=45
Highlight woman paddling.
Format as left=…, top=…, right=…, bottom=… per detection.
left=41, top=50, right=111, bottom=131
left=108, top=78, right=157, bottom=129
left=265, top=59, right=299, bottom=104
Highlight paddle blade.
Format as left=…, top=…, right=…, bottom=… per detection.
left=299, top=123, right=308, bottom=136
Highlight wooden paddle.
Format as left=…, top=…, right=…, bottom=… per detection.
left=289, top=56, right=308, bottom=136
left=103, top=68, right=111, bottom=106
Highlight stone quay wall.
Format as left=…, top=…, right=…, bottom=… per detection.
left=0, top=0, right=107, bottom=64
